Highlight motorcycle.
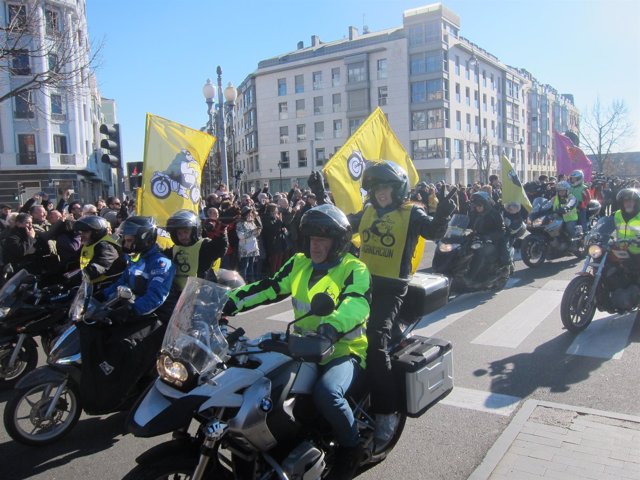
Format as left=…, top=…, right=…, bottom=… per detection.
left=150, top=170, right=201, bottom=204
left=0, top=269, right=78, bottom=387
left=520, top=198, right=601, bottom=268
left=560, top=216, right=640, bottom=333
left=124, top=274, right=453, bottom=479
left=3, top=274, right=161, bottom=446
left=433, top=214, right=512, bottom=292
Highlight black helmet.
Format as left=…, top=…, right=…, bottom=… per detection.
left=300, top=204, right=352, bottom=263
left=361, top=161, right=410, bottom=207
left=165, top=209, right=201, bottom=246
left=471, top=191, right=493, bottom=212
left=118, top=216, right=158, bottom=254
left=73, top=215, right=109, bottom=245
left=616, top=188, right=640, bottom=217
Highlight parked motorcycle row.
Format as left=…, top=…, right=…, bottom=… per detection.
left=1, top=195, right=638, bottom=480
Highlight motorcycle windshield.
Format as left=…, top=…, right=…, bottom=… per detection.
left=161, top=277, right=229, bottom=377
left=589, top=216, right=616, bottom=241
left=0, top=269, right=31, bottom=308
left=443, top=214, right=470, bottom=241
left=69, top=273, right=93, bottom=322
left=531, top=197, right=552, bottom=214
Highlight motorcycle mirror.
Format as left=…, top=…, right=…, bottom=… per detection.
left=309, top=293, right=335, bottom=317
left=117, top=286, right=134, bottom=300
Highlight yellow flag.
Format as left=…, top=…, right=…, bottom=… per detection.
left=500, top=155, right=532, bottom=212
left=322, top=107, right=424, bottom=273
left=138, top=114, right=215, bottom=248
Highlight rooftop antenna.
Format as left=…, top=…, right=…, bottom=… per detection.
left=362, top=13, right=369, bottom=34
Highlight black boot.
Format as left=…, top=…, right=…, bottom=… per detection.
left=330, top=444, right=364, bottom=480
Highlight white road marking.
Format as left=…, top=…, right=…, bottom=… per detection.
left=266, top=310, right=295, bottom=323
left=440, top=386, right=521, bottom=416
left=470, top=280, right=570, bottom=348
left=566, top=311, right=637, bottom=359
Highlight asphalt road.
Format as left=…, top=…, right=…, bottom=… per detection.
left=1, top=245, right=638, bottom=479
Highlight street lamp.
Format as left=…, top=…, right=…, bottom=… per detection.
left=277, top=161, right=283, bottom=192
left=202, top=79, right=216, bottom=194
left=223, top=81, right=239, bottom=192
left=518, top=138, right=525, bottom=180
left=469, top=54, right=483, bottom=182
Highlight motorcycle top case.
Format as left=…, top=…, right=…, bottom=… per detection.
left=391, top=335, right=453, bottom=418
left=398, top=272, right=450, bottom=324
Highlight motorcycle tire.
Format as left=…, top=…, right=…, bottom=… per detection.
left=560, top=276, right=597, bottom=333
left=354, top=411, right=407, bottom=474
left=521, top=236, right=546, bottom=268
left=150, top=178, right=171, bottom=199
left=0, top=337, right=38, bottom=388
left=4, top=379, right=82, bottom=446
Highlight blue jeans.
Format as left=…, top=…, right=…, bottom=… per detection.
left=239, top=256, right=257, bottom=283
left=577, top=208, right=588, bottom=231
left=313, top=356, right=360, bottom=447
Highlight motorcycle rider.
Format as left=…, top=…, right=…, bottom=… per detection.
left=74, top=215, right=127, bottom=286
left=553, top=181, right=578, bottom=239
left=309, top=161, right=455, bottom=445
left=163, top=209, right=228, bottom=289
left=468, top=191, right=510, bottom=275
left=223, top=204, right=371, bottom=480
left=614, top=188, right=640, bottom=259
left=569, top=170, right=591, bottom=232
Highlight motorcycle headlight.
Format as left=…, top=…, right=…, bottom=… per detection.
left=532, top=218, right=544, bottom=228
left=157, top=354, right=190, bottom=387
left=438, top=243, right=457, bottom=253
left=0, top=307, right=9, bottom=319
left=588, top=245, right=603, bottom=259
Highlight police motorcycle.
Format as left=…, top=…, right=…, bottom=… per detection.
left=520, top=197, right=601, bottom=268
left=0, top=269, right=79, bottom=387
left=2, top=273, right=156, bottom=446
left=124, top=274, right=453, bottom=480
left=433, top=214, right=512, bottom=292
left=560, top=216, right=640, bottom=333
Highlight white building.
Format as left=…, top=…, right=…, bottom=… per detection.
left=233, top=3, right=579, bottom=193
left=0, top=0, right=115, bottom=206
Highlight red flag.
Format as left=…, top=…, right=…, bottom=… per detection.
left=554, top=132, right=592, bottom=181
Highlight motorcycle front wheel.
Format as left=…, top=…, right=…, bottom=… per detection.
left=560, top=276, right=597, bottom=333
left=0, top=337, right=38, bottom=388
left=521, top=236, right=546, bottom=268
left=4, top=379, right=82, bottom=446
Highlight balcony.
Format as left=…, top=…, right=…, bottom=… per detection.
left=59, top=154, right=76, bottom=165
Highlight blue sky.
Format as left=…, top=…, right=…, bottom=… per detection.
left=86, top=0, right=640, bottom=164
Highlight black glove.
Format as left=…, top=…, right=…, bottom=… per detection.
left=307, top=171, right=325, bottom=196
left=435, top=186, right=456, bottom=219
left=222, top=298, right=238, bottom=316
left=558, top=207, right=568, bottom=214
left=317, top=323, right=340, bottom=343
left=109, top=303, right=132, bottom=323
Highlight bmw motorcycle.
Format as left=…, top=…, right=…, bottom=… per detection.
left=520, top=198, right=601, bottom=268
left=0, top=269, right=78, bottom=387
left=560, top=216, right=640, bottom=333
left=3, top=274, right=159, bottom=446
left=124, top=274, right=453, bottom=479
left=433, top=214, right=512, bottom=292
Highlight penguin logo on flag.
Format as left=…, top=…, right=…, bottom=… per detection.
left=508, top=167, right=522, bottom=188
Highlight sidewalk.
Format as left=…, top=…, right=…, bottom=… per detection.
left=469, top=399, right=640, bottom=480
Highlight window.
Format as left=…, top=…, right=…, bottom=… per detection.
left=279, top=126, right=289, bottom=144
left=483, top=94, right=487, bottom=112
left=295, top=74, right=304, bottom=94
left=411, top=82, right=426, bottom=103
left=313, top=96, right=323, bottom=115
left=14, top=91, right=33, bottom=118
left=425, top=22, right=440, bottom=43
left=443, top=51, right=449, bottom=72
left=455, top=55, right=460, bottom=75
left=45, top=9, right=59, bottom=35
left=51, top=94, right=63, bottom=116
left=410, top=54, right=425, bottom=75
left=408, top=24, right=424, bottom=47
left=347, top=62, right=366, bottom=83
left=482, top=70, right=487, bottom=87
left=297, top=149, right=307, bottom=168
left=280, top=151, right=290, bottom=168
left=349, top=118, right=364, bottom=135
left=315, top=148, right=326, bottom=167
left=7, top=4, right=27, bottom=28
left=412, top=111, right=426, bottom=131
left=465, top=87, right=470, bottom=106
left=475, top=115, right=479, bottom=134
left=332, top=93, right=341, bottom=112
left=296, top=99, right=305, bottom=117
left=333, top=119, right=342, bottom=138
left=312, top=71, right=323, bottom=90
left=427, top=108, right=444, bottom=129
left=278, top=78, right=287, bottom=96
left=331, top=67, right=340, bottom=86
left=348, top=89, right=368, bottom=111
left=278, top=102, right=288, bottom=120
left=466, top=113, right=471, bottom=132
left=378, top=86, right=388, bottom=106
left=474, top=90, right=478, bottom=108
left=314, top=121, right=324, bottom=140
left=11, top=50, right=30, bottom=75
left=454, top=139, right=463, bottom=159
left=53, top=135, right=68, bottom=154
left=426, top=79, right=443, bottom=100
left=18, top=134, right=36, bottom=165
left=456, top=111, right=461, bottom=131
left=296, top=124, right=306, bottom=142
left=425, top=52, right=440, bottom=73
left=455, top=83, right=460, bottom=103
left=377, top=59, right=387, bottom=80
left=410, top=52, right=442, bottom=75
left=412, top=140, right=427, bottom=160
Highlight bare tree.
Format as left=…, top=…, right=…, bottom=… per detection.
left=0, top=1, right=101, bottom=111
left=463, top=134, right=498, bottom=184
left=580, top=98, right=634, bottom=174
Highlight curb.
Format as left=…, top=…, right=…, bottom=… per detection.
left=468, top=399, right=640, bottom=480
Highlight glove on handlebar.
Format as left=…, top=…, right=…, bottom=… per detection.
left=317, top=323, right=340, bottom=343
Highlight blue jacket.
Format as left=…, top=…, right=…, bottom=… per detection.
left=104, top=244, right=176, bottom=316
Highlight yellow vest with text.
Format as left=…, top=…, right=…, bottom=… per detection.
left=359, top=203, right=412, bottom=279
left=80, top=235, right=121, bottom=284
left=172, top=239, right=204, bottom=290
left=553, top=196, right=578, bottom=222
left=614, top=211, right=640, bottom=255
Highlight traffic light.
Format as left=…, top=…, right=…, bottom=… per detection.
left=18, top=183, right=25, bottom=194
left=99, top=123, right=121, bottom=167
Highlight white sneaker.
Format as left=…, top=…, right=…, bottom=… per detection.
left=374, top=413, right=399, bottom=445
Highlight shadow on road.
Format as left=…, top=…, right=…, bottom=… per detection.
left=0, top=410, right=128, bottom=479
